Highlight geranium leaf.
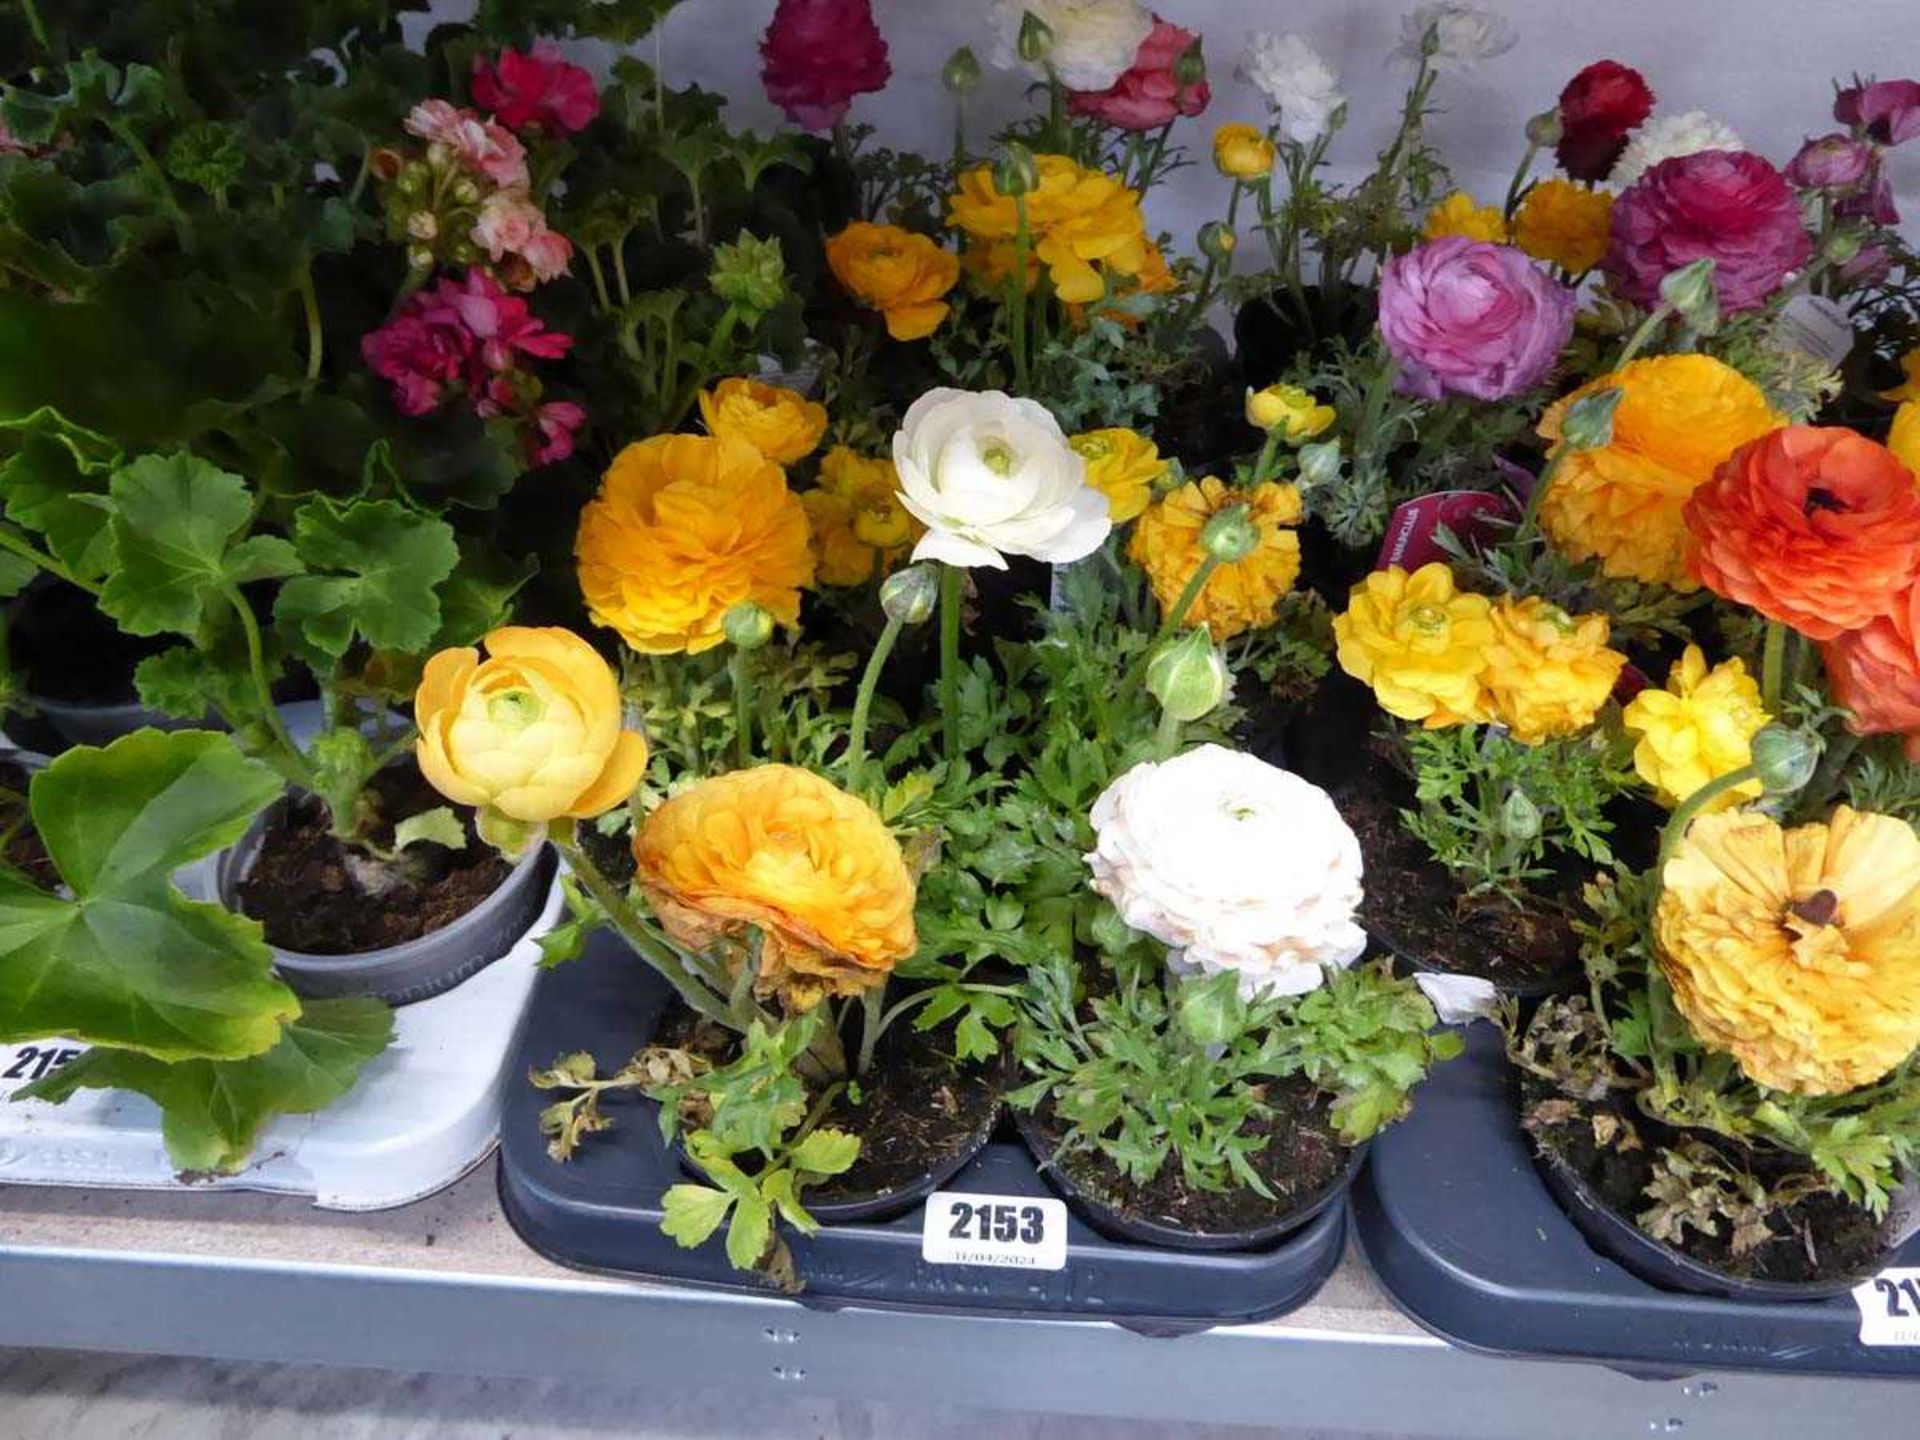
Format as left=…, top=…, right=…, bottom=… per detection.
left=18, top=997, right=395, bottom=1174
left=0, top=407, right=121, bottom=579
left=0, top=730, right=296, bottom=1061
left=272, top=496, right=457, bottom=663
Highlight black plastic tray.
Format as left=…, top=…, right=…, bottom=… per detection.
left=1353, top=1025, right=1920, bottom=1377
left=497, top=933, right=1348, bottom=1334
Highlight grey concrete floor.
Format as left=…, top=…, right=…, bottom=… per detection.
left=0, top=1348, right=1401, bottom=1440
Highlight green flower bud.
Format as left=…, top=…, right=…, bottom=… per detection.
left=1560, top=386, right=1623, bottom=451
left=476, top=807, right=544, bottom=858
left=1145, top=628, right=1229, bottom=723
left=994, top=141, right=1040, bottom=198
left=1172, top=39, right=1207, bottom=90
left=1524, top=109, right=1563, bottom=147
left=1824, top=227, right=1864, bottom=266
left=450, top=177, right=481, bottom=207
left=942, top=46, right=983, bottom=94
left=1177, top=975, right=1243, bottom=1047
left=880, top=564, right=939, bottom=625
left=1750, top=724, right=1821, bottom=795
left=1296, top=440, right=1344, bottom=489
left=1659, top=257, right=1719, bottom=328
left=1198, top=220, right=1236, bottom=263
left=407, top=245, right=436, bottom=272
left=405, top=210, right=439, bottom=242
left=724, top=601, right=775, bottom=651
left=1200, top=503, right=1258, bottom=562
left=1017, top=10, right=1055, bottom=64
left=1499, top=787, right=1542, bottom=844
left=711, top=232, right=789, bottom=314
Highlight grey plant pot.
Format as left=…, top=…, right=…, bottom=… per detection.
left=22, top=695, right=213, bottom=750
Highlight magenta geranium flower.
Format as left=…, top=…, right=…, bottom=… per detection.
left=1377, top=238, right=1575, bottom=402
left=473, top=43, right=601, bottom=135
left=759, top=0, right=891, bottom=131
left=1067, top=17, right=1208, bottom=133
left=1835, top=79, right=1920, bottom=147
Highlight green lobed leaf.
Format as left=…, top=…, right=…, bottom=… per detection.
left=660, top=1183, right=734, bottom=1250
left=724, top=1192, right=773, bottom=1271
left=392, top=807, right=467, bottom=853
left=787, top=1127, right=859, bottom=1178
left=272, top=496, right=458, bottom=663
left=19, top=997, right=395, bottom=1173
left=0, top=407, right=121, bottom=578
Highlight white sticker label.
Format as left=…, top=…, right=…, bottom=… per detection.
left=1853, top=1268, right=1920, bottom=1346
left=1773, top=293, right=1855, bottom=368
left=922, top=1191, right=1068, bottom=1271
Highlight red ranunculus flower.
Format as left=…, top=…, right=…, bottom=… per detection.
left=759, top=0, right=891, bottom=132
left=1603, top=150, right=1810, bottom=314
left=1835, top=79, right=1920, bottom=147
left=473, top=42, right=600, bottom=135
left=1823, top=584, right=1920, bottom=758
left=1555, top=60, right=1654, bottom=182
left=1067, top=17, right=1208, bottom=133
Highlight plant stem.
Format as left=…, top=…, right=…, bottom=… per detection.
left=20, top=0, right=48, bottom=50
left=1250, top=430, right=1283, bottom=485
left=1516, top=445, right=1567, bottom=540
left=0, top=524, right=97, bottom=596
left=1501, top=139, right=1541, bottom=224
left=582, top=246, right=614, bottom=311
left=222, top=585, right=311, bottom=788
left=1155, top=554, right=1220, bottom=639
left=856, top=984, right=887, bottom=1076
left=729, top=645, right=753, bottom=769
left=844, top=612, right=905, bottom=791
left=1009, top=192, right=1032, bottom=391
left=1761, top=620, right=1788, bottom=714
left=1615, top=302, right=1672, bottom=369
left=939, top=564, right=964, bottom=768
left=1654, top=763, right=1762, bottom=889
left=1154, top=706, right=1182, bottom=759
left=297, top=267, right=324, bottom=385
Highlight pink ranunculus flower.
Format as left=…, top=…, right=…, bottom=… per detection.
left=1839, top=160, right=1901, bottom=226
left=527, top=400, right=586, bottom=465
left=472, top=42, right=600, bottom=135
left=404, top=98, right=529, bottom=190
left=473, top=192, right=574, bottom=287
left=758, top=0, right=891, bottom=131
left=1835, top=79, right=1920, bottom=147
left=1066, top=17, right=1208, bottom=132
left=1602, top=150, right=1811, bottom=315
left=1785, top=132, right=1874, bottom=193
left=1377, top=237, right=1576, bottom=402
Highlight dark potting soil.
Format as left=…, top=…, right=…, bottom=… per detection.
left=1031, top=1078, right=1349, bottom=1236
left=1520, top=1072, right=1894, bottom=1285
left=235, top=761, right=509, bottom=954
left=0, top=759, right=57, bottom=889
left=10, top=581, right=167, bottom=705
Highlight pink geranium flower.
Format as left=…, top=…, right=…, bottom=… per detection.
left=473, top=43, right=601, bottom=135
left=361, top=307, right=473, bottom=417
left=1067, top=17, right=1209, bottom=133
left=527, top=400, right=586, bottom=464
left=473, top=192, right=574, bottom=286
left=404, top=99, right=529, bottom=190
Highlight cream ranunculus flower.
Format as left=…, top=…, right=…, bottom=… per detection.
left=1239, top=34, right=1345, bottom=145
left=1395, top=3, right=1515, bottom=72
left=415, top=627, right=649, bottom=838
left=987, top=0, right=1153, bottom=92
left=893, top=387, right=1111, bottom=568
left=1087, top=744, right=1367, bottom=999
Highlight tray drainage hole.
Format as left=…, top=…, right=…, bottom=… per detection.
left=1646, top=1422, right=1683, bottom=1433
left=763, top=1327, right=800, bottom=1345
left=772, top=1365, right=807, bottom=1382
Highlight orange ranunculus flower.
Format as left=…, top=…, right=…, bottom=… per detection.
left=1129, top=477, right=1302, bottom=640
left=1421, top=192, right=1508, bottom=244
left=1480, top=595, right=1626, bottom=743
left=576, top=433, right=815, bottom=655
left=633, top=765, right=917, bottom=1011
left=1685, top=425, right=1920, bottom=641
left=825, top=221, right=961, bottom=342
left=949, top=154, right=1151, bottom=303
left=697, top=376, right=828, bottom=466
left=1538, top=354, right=1783, bottom=589
left=1822, top=583, right=1920, bottom=758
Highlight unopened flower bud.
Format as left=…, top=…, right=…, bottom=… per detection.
left=724, top=601, right=775, bottom=651
left=711, top=232, right=789, bottom=313
left=1297, top=440, right=1343, bottom=489
left=994, top=141, right=1039, bottom=198
left=477, top=807, right=543, bottom=859
left=1200, top=504, right=1258, bottom=562
left=1499, top=788, right=1542, bottom=844
left=1824, top=227, right=1864, bottom=266
left=1172, top=40, right=1206, bottom=90
left=1017, top=10, right=1055, bottom=64
left=1659, top=257, right=1718, bottom=327
left=372, top=148, right=406, bottom=183
left=1560, top=386, right=1623, bottom=451
left=1244, top=383, right=1334, bottom=442
left=450, top=238, right=480, bottom=265
left=1177, top=975, right=1241, bottom=1047
left=1146, top=627, right=1229, bottom=723
left=450, top=177, right=481, bottom=207
left=1750, top=725, right=1821, bottom=795
left=405, top=210, right=439, bottom=241
left=1524, top=109, right=1562, bottom=147
left=880, top=564, right=938, bottom=625
left=1198, top=220, right=1235, bottom=263
left=942, top=46, right=982, bottom=95
left=407, top=245, right=436, bottom=272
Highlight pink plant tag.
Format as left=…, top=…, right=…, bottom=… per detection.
left=1375, top=490, right=1519, bottom=571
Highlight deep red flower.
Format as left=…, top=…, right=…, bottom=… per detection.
left=759, top=0, right=891, bottom=132
left=1603, top=150, right=1810, bottom=314
left=473, top=42, right=600, bottom=135
left=1555, top=61, right=1654, bottom=182
left=1835, top=79, right=1920, bottom=147
left=1067, top=17, right=1209, bottom=133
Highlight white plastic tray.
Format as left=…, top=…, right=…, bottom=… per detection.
left=0, top=868, right=565, bottom=1212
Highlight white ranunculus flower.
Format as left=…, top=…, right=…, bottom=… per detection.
left=1396, top=3, right=1514, bottom=72
left=1086, top=744, right=1367, bottom=999
left=1239, top=34, right=1346, bottom=146
left=987, top=0, right=1154, bottom=93
left=1611, top=111, right=1747, bottom=187
left=893, top=387, right=1112, bottom=569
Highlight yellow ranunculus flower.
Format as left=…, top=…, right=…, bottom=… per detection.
left=1245, top=383, right=1336, bottom=442
left=1212, top=123, right=1275, bottom=180
left=1333, top=564, right=1493, bottom=728
left=1513, top=178, right=1613, bottom=275
left=697, top=376, right=828, bottom=466
left=1890, top=399, right=1920, bottom=475
left=633, top=765, right=918, bottom=1012
left=1129, top=478, right=1303, bottom=640
left=1656, top=806, right=1920, bottom=1095
left=415, top=627, right=648, bottom=829
left=1070, top=427, right=1165, bottom=523
left=801, top=445, right=921, bottom=586
left=1421, top=192, right=1509, bottom=244
left=825, top=221, right=961, bottom=342
left=949, top=154, right=1151, bottom=304
left=1481, top=595, right=1625, bottom=744
left=1538, top=355, right=1784, bottom=589
left=1881, top=347, right=1920, bottom=404
left=576, top=433, right=815, bottom=655
left=1622, top=646, right=1768, bottom=810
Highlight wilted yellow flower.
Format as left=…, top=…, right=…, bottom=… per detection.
left=1513, top=178, right=1612, bottom=275
left=1071, top=428, right=1164, bottom=523
left=949, top=154, right=1151, bottom=303
left=1480, top=596, right=1625, bottom=743
left=1421, top=192, right=1509, bottom=244
left=634, top=765, right=918, bottom=1012
left=1622, top=646, right=1768, bottom=809
left=1129, top=478, right=1302, bottom=640
left=415, top=627, right=647, bottom=829
left=1656, top=806, right=1920, bottom=1095
left=1881, top=348, right=1920, bottom=404
left=1212, top=123, right=1275, bottom=180
left=825, top=221, right=961, bottom=341
left=1245, top=384, right=1336, bottom=441
left=1333, top=564, right=1493, bottom=728
left=1891, top=400, right=1920, bottom=476
left=697, top=377, right=828, bottom=466
left=802, top=446, right=921, bottom=586
left=576, top=434, right=815, bottom=655
left=1538, top=355, right=1784, bottom=588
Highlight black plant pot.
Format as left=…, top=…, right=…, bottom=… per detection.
left=1232, top=283, right=1376, bottom=389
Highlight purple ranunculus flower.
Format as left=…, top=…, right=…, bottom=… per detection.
left=1835, top=79, right=1920, bottom=146
left=1602, top=150, right=1811, bottom=315
left=1785, top=132, right=1874, bottom=193
left=1377, top=237, right=1576, bottom=402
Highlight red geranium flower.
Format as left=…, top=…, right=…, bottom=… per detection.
left=473, top=43, right=600, bottom=135
left=759, top=0, right=891, bottom=132
left=1555, top=60, right=1654, bottom=182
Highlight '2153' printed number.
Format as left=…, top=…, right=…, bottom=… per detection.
left=946, top=1199, right=1047, bottom=1245
left=1, top=1045, right=82, bottom=1083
